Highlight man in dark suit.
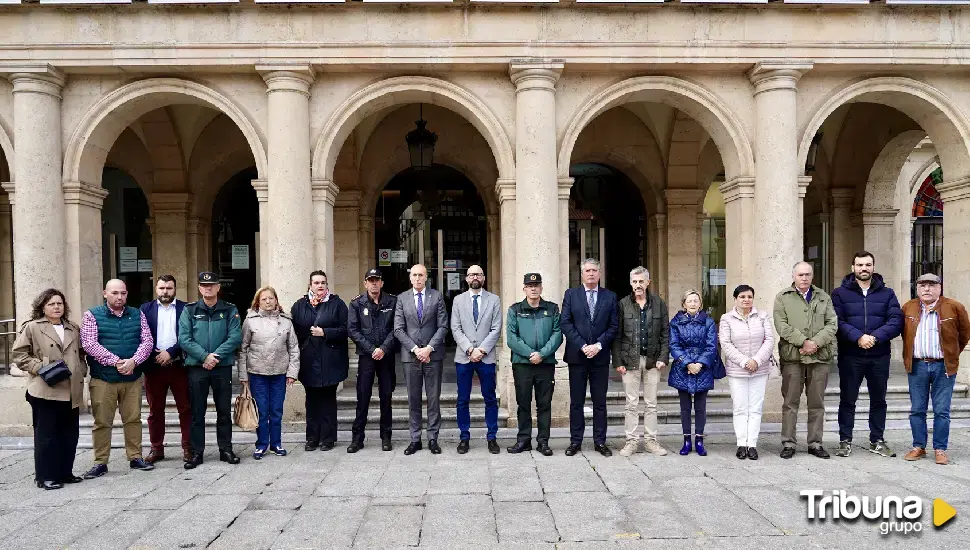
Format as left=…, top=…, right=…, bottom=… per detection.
left=561, top=258, right=619, bottom=457
left=139, top=274, right=189, bottom=464
left=393, top=264, right=449, bottom=455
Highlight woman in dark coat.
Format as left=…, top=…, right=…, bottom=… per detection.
left=291, top=270, right=349, bottom=451
left=668, top=289, right=717, bottom=457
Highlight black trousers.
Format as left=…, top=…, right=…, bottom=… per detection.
left=306, top=385, right=339, bottom=445
left=27, top=392, right=79, bottom=483
left=352, top=355, right=396, bottom=443
left=513, top=364, right=555, bottom=445
left=568, top=363, right=610, bottom=446
left=838, top=354, right=891, bottom=443
left=187, top=365, right=233, bottom=454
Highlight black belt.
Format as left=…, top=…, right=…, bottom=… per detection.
left=915, top=358, right=943, bottom=362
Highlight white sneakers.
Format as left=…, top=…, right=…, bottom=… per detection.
left=619, top=440, right=638, bottom=457
left=644, top=439, right=668, bottom=456
left=619, top=439, right=669, bottom=457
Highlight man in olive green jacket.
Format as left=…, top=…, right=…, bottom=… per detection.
left=505, top=273, right=563, bottom=456
left=773, top=261, right=838, bottom=460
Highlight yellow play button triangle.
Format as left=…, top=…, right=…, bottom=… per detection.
left=934, top=499, right=956, bottom=527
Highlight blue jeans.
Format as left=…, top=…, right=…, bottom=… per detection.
left=456, top=362, right=498, bottom=441
left=908, top=359, right=956, bottom=450
left=249, top=373, right=286, bottom=449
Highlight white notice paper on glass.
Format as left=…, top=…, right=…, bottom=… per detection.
left=119, top=247, right=137, bottom=261
left=709, top=268, right=727, bottom=286
left=231, top=245, right=250, bottom=269
left=137, top=260, right=153, bottom=272
left=119, top=259, right=137, bottom=273
left=447, top=272, right=461, bottom=291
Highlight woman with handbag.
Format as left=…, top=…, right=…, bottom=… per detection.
left=668, top=289, right=718, bottom=456
left=290, top=270, right=349, bottom=451
left=719, top=285, right=775, bottom=461
left=11, top=289, right=86, bottom=490
left=239, top=286, right=300, bottom=460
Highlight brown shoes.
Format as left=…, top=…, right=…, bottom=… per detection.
left=935, top=450, right=949, bottom=465
left=903, top=447, right=926, bottom=461
left=145, top=450, right=165, bottom=464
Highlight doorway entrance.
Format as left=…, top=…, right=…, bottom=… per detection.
left=211, top=167, right=259, bottom=318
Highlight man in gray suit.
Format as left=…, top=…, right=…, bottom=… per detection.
left=451, top=264, right=503, bottom=455
left=394, top=264, right=449, bottom=455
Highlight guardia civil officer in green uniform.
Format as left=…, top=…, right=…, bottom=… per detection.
left=506, top=273, right=563, bottom=456
left=179, top=272, right=243, bottom=469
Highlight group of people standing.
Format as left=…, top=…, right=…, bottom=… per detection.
left=10, top=249, right=970, bottom=490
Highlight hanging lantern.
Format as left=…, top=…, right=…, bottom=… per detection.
left=405, top=104, right=437, bottom=171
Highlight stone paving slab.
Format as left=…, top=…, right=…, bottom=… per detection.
left=0, top=430, right=965, bottom=547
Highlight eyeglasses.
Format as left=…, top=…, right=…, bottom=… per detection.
left=467, top=273, right=484, bottom=278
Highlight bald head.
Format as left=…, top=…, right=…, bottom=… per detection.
left=410, top=264, right=428, bottom=291
left=466, top=264, right=484, bottom=290
left=104, top=279, right=129, bottom=311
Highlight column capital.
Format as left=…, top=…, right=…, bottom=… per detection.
left=257, top=63, right=315, bottom=96
left=664, top=188, right=705, bottom=206
left=359, top=214, right=374, bottom=224
left=62, top=181, right=109, bottom=208
left=557, top=177, right=574, bottom=200
left=495, top=178, right=516, bottom=204
left=797, top=175, right=813, bottom=199
left=649, top=213, right=667, bottom=227
left=862, top=208, right=899, bottom=226
left=718, top=176, right=756, bottom=203
left=187, top=216, right=209, bottom=235
left=335, top=189, right=361, bottom=209
left=311, top=178, right=340, bottom=205
left=937, top=175, right=970, bottom=202
left=251, top=179, right=268, bottom=202
left=829, top=187, right=856, bottom=201
left=1, top=182, right=14, bottom=205
left=3, top=64, right=66, bottom=98
left=748, top=61, right=813, bottom=95
left=509, top=59, right=564, bottom=92
left=149, top=192, right=191, bottom=214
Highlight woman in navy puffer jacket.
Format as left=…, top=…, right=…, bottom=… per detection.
left=668, top=289, right=718, bottom=456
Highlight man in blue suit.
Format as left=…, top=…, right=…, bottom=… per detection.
left=561, top=258, right=619, bottom=457
left=139, top=275, right=189, bottom=464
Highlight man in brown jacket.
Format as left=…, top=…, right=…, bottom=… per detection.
left=901, top=273, right=970, bottom=465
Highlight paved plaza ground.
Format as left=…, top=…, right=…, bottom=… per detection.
left=0, top=424, right=968, bottom=549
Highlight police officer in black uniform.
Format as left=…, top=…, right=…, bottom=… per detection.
left=347, top=268, right=398, bottom=452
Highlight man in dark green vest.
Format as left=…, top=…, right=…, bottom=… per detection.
left=80, top=279, right=156, bottom=479
left=179, top=272, right=243, bottom=469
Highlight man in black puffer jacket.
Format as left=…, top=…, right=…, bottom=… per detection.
left=831, top=251, right=904, bottom=459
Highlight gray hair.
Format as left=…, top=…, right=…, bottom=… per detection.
left=630, top=266, right=650, bottom=279
left=581, top=258, right=601, bottom=269
left=792, top=261, right=814, bottom=275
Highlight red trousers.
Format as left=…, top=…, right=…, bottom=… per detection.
left=144, top=365, right=192, bottom=453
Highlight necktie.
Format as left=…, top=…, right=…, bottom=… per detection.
left=587, top=289, right=595, bottom=319
left=417, top=291, right=424, bottom=321
left=473, top=294, right=479, bottom=324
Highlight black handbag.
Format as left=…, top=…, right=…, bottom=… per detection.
left=38, top=360, right=71, bottom=387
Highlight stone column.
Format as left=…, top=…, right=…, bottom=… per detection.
left=486, top=214, right=499, bottom=294
left=149, top=193, right=191, bottom=300
left=665, top=189, right=704, bottom=310
left=185, top=216, right=208, bottom=302
left=650, top=213, right=668, bottom=303
left=934, top=176, right=970, bottom=383
left=828, top=188, right=856, bottom=288
left=252, top=179, right=268, bottom=288
left=333, top=191, right=361, bottom=302
left=719, top=177, right=755, bottom=311
left=863, top=208, right=900, bottom=292
left=0, top=189, right=14, bottom=319
left=510, top=59, right=564, bottom=303
left=258, top=65, right=315, bottom=308
left=496, top=178, right=518, bottom=424
left=311, top=179, right=339, bottom=277
left=63, top=181, right=110, bottom=313
left=359, top=214, right=374, bottom=283
left=7, top=67, right=66, bottom=323
left=796, top=175, right=812, bottom=252
left=747, top=62, right=813, bottom=311
left=558, top=177, right=573, bottom=301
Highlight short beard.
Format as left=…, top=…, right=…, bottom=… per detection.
left=470, top=280, right=482, bottom=290
left=856, top=272, right=872, bottom=280
left=157, top=294, right=174, bottom=304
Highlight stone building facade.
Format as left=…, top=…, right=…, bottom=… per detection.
left=1, top=3, right=969, bottom=425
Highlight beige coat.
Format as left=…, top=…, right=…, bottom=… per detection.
left=237, top=309, right=300, bottom=381
left=11, top=318, right=88, bottom=408
left=719, top=306, right=775, bottom=378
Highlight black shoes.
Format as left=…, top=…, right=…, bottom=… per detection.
left=320, top=442, right=335, bottom=452
left=184, top=453, right=204, bottom=469
left=381, top=439, right=393, bottom=452
left=83, top=464, right=107, bottom=479
left=564, top=444, right=581, bottom=456
left=404, top=441, right=422, bottom=455
left=487, top=440, right=500, bottom=454
left=780, top=447, right=795, bottom=459
left=305, top=442, right=319, bottom=452
left=347, top=441, right=363, bottom=454
left=37, top=480, right=63, bottom=490
left=507, top=441, right=532, bottom=454
left=220, top=450, right=241, bottom=464
left=130, top=458, right=155, bottom=471
left=536, top=443, right=553, bottom=456
left=736, top=446, right=747, bottom=460
left=428, top=440, right=442, bottom=454
left=747, top=447, right=759, bottom=460
left=62, top=475, right=83, bottom=484
left=457, top=440, right=470, bottom=454
left=808, top=446, right=831, bottom=459
left=594, top=444, right=612, bottom=457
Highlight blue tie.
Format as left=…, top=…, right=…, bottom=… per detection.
left=473, top=294, right=479, bottom=324
left=587, top=289, right=596, bottom=319
left=417, top=291, right=424, bottom=321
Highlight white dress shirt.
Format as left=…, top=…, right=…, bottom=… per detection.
left=156, top=301, right=178, bottom=351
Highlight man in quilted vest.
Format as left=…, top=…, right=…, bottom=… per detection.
left=80, top=279, right=156, bottom=479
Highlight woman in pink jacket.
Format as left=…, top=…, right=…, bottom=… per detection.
left=719, top=284, right=775, bottom=460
